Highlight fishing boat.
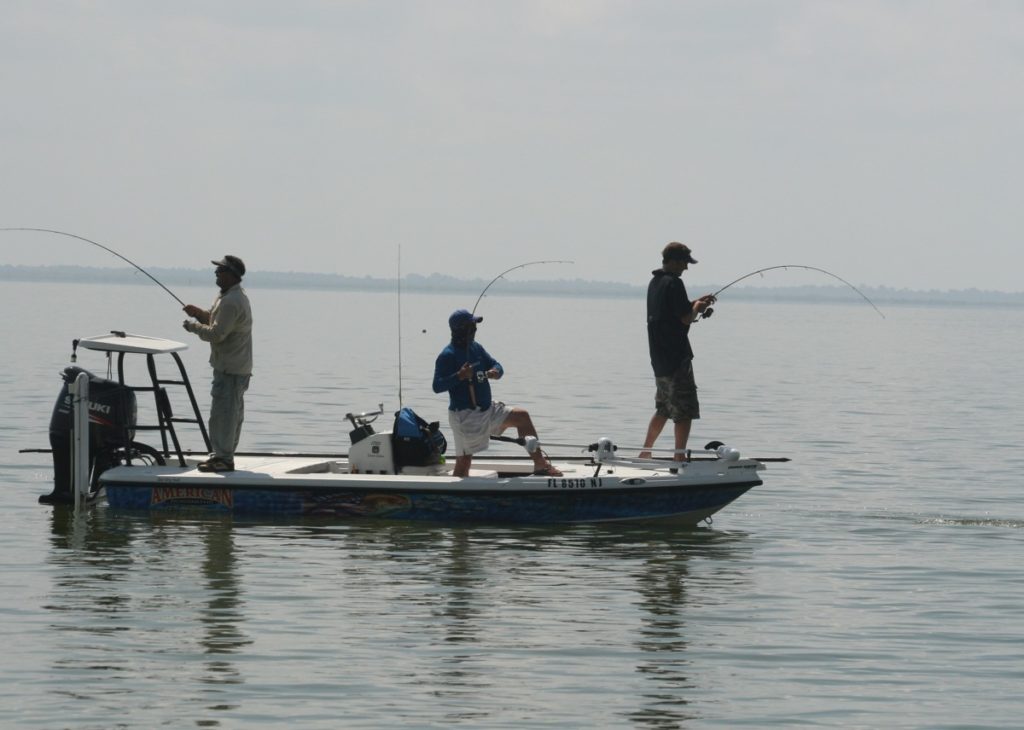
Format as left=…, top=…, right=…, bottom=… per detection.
left=33, top=331, right=771, bottom=525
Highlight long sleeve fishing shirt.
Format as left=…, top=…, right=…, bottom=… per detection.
left=433, top=340, right=503, bottom=411
left=187, top=284, right=253, bottom=376
left=647, top=269, right=694, bottom=377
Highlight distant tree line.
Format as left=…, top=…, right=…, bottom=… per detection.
left=2, top=264, right=1022, bottom=305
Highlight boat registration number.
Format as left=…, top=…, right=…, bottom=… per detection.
left=546, top=477, right=603, bottom=489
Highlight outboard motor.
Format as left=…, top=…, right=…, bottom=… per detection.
left=40, top=366, right=137, bottom=505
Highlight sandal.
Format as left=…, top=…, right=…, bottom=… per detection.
left=533, top=464, right=563, bottom=477
left=197, top=457, right=235, bottom=473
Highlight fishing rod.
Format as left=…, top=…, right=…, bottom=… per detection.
left=701, top=264, right=885, bottom=320
left=0, top=227, right=186, bottom=307
left=457, top=259, right=572, bottom=409
left=490, top=434, right=791, bottom=462
left=471, top=259, right=574, bottom=315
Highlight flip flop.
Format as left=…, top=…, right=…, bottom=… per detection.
left=533, top=464, right=563, bottom=477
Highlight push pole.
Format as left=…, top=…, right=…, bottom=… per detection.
left=71, top=372, right=90, bottom=510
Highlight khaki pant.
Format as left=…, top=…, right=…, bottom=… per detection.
left=209, top=370, right=250, bottom=460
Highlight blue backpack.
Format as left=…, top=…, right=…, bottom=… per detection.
left=392, top=408, right=447, bottom=467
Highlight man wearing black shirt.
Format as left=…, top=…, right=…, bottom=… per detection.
left=641, top=242, right=716, bottom=461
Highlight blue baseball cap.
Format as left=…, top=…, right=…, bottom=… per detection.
left=448, top=309, right=483, bottom=330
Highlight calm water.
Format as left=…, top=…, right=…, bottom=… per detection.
left=2, top=281, right=1023, bottom=728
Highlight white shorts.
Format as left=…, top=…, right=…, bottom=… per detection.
left=448, top=401, right=513, bottom=456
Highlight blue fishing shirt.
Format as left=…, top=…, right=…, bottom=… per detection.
left=433, top=340, right=504, bottom=411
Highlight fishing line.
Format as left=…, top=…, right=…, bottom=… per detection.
left=471, top=259, right=574, bottom=315
left=0, top=227, right=186, bottom=307
left=703, top=264, right=885, bottom=319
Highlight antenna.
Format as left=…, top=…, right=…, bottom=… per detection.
left=397, top=245, right=403, bottom=409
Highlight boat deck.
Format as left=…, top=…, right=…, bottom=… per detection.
left=101, top=453, right=762, bottom=498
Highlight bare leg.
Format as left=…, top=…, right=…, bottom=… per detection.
left=501, top=408, right=562, bottom=476
left=673, top=419, right=692, bottom=461
left=639, top=413, right=668, bottom=458
left=453, top=455, right=472, bottom=478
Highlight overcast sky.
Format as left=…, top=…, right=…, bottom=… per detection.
left=2, top=1, right=1021, bottom=292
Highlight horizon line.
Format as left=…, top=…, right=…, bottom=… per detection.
left=1, top=263, right=1023, bottom=301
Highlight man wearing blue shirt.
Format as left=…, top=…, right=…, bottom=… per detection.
left=433, top=309, right=562, bottom=477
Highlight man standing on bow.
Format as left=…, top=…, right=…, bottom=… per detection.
left=182, top=255, right=253, bottom=473
left=433, top=309, right=562, bottom=478
left=641, top=242, right=716, bottom=461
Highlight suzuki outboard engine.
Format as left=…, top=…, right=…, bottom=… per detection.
left=41, top=366, right=137, bottom=505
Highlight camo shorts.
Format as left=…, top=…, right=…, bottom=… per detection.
left=654, top=361, right=700, bottom=422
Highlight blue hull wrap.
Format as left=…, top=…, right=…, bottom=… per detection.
left=104, top=481, right=759, bottom=524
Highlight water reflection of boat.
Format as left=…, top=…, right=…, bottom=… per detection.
left=36, top=332, right=769, bottom=525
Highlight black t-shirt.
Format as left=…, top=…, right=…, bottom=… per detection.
left=646, top=269, right=693, bottom=376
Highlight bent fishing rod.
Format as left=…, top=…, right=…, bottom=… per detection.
left=448, top=259, right=573, bottom=410
left=0, top=227, right=186, bottom=307
left=700, top=264, right=885, bottom=320
left=471, top=259, right=574, bottom=315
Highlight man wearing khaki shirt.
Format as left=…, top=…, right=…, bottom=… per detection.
left=182, top=255, right=253, bottom=472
